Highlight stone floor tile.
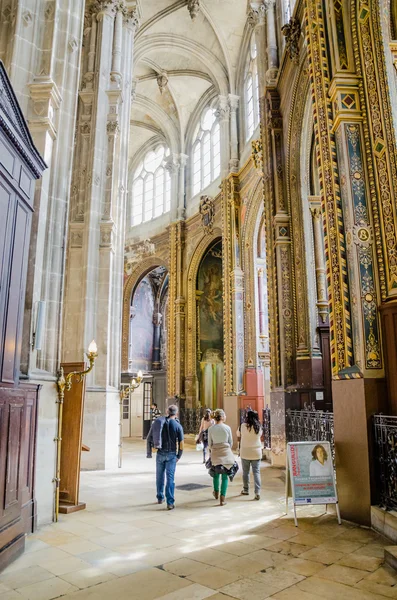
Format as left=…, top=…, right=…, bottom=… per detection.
left=199, top=594, right=236, bottom=600
left=0, top=583, right=11, bottom=593
left=244, top=549, right=289, bottom=568
left=316, top=563, right=368, bottom=585
left=338, top=553, right=383, bottom=572
left=237, top=535, right=281, bottom=551
left=59, top=568, right=117, bottom=589
left=218, top=556, right=264, bottom=577
left=267, top=541, right=312, bottom=557
left=23, top=540, right=50, bottom=554
left=213, top=542, right=262, bottom=557
left=219, top=577, right=277, bottom=600
left=355, top=579, right=397, bottom=598
left=340, top=529, right=383, bottom=544
left=186, top=549, right=235, bottom=567
left=354, top=545, right=388, bottom=559
left=33, top=531, right=80, bottom=547
left=0, top=566, right=54, bottom=589
left=279, top=557, right=326, bottom=577
left=58, top=540, right=104, bottom=556
left=76, top=548, right=127, bottom=568
left=0, top=592, right=24, bottom=600
left=64, top=567, right=191, bottom=600
left=297, top=575, right=386, bottom=599
left=163, top=558, right=208, bottom=577
left=40, top=557, right=92, bottom=576
left=15, top=577, right=78, bottom=600
left=365, top=565, right=397, bottom=586
left=155, top=583, right=217, bottom=600
left=316, top=539, right=365, bottom=554
left=271, top=586, right=324, bottom=600
left=186, top=566, right=242, bottom=589
left=289, top=533, right=328, bottom=547
left=252, top=569, right=305, bottom=592
left=265, top=527, right=299, bottom=541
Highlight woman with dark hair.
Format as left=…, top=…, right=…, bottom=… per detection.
left=310, top=444, right=332, bottom=477
left=207, top=409, right=238, bottom=506
left=237, top=410, right=263, bottom=500
left=196, top=408, right=215, bottom=463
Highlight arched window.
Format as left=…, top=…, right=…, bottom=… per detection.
left=192, top=106, right=221, bottom=196
left=131, top=146, right=171, bottom=226
left=245, top=36, right=260, bottom=141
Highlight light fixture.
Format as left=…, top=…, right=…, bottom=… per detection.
left=118, top=371, right=144, bottom=468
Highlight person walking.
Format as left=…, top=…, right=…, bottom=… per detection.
left=207, top=409, right=238, bottom=506
left=237, top=409, right=263, bottom=500
left=150, top=402, right=161, bottom=422
left=146, top=403, right=184, bottom=510
left=196, top=408, right=215, bottom=464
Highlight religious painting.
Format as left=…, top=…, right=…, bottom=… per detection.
left=129, top=277, right=154, bottom=372
left=197, top=239, right=223, bottom=408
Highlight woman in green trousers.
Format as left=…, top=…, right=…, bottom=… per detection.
left=207, top=409, right=238, bottom=505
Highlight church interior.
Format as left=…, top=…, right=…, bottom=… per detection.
left=1, top=0, right=397, bottom=597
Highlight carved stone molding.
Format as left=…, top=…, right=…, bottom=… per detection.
left=281, top=17, right=301, bottom=64
left=251, top=139, right=263, bottom=171
left=247, top=2, right=265, bottom=27
left=157, top=71, right=168, bottom=95
left=187, top=0, right=200, bottom=20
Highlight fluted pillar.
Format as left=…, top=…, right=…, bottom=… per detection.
left=217, top=95, right=230, bottom=178
left=265, top=0, right=278, bottom=84
left=228, top=94, right=239, bottom=172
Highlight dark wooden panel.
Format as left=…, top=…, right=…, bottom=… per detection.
left=2, top=201, right=30, bottom=384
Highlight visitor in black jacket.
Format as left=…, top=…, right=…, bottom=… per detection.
left=147, top=404, right=184, bottom=510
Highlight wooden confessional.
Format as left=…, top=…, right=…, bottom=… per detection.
left=0, top=62, right=46, bottom=570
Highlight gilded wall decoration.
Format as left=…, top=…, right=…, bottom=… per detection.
left=281, top=17, right=301, bottom=64
left=251, top=139, right=263, bottom=171
left=199, top=195, right=215, bottom=235
left=286, top=57, right=312, bottom=358
left=185, top=228, right=222, bottom=405
left=305, top=0, right=355, bottom=378
left=355, top=0, right=397, bottom=297
left=338, top=123, right=382, bottom=370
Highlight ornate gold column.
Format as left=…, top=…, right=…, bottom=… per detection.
left=168, top=221, right=185, bottom=400
left=309, top=197, right=328, bottom=324
left=221, top=174, right=245, bottom=396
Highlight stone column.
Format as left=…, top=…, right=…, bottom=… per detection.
left=306, top=0, right=386, bottom=524
left=228, top=94, right=239, bottom=173
left=11, top=0, right=85, bottom=526
left=247, top=2, right=267, bottom=96
left=176, top=153, right=188, bottom=220
left=309, top=198, right=328, bottom=324
left=217, top=95, right=230, bottom=179
left=265, top=0, right=278, bottom=84
left=167, top=221, right=185, bottom=400
left=152, top=312, right=162, bottom=370
left=63, top=1, right=140, bottom=471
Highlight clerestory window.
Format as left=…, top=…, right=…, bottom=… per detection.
left=131, top=145, right=171, bottom=226
left=192, top=106, right=221, bottom=196
left=245, top=36, right=260, bottom=141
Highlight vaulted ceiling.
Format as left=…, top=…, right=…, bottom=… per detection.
left=129, top=0, right=249, bottom=170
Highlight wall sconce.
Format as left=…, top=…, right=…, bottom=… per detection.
left=54, top=340, right=98, bottom=522
left=119, top=370, right=143, bottom=468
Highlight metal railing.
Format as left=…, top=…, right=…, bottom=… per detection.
left=286, top=403, right=335, bottom=462
left=373, top=414, right=397, bottom=511
left=178, top=407, right=206, bottom=434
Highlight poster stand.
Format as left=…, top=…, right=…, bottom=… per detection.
left=285, top=441, right=341, bottom=527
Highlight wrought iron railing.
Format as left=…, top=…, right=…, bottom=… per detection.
left=262, top=406, right=271, bottom=449
left=239, top=405, right=271, bottom=450
left=373, top=414, right=397, bottom=511
left=286, top=403, right=335, bottom=462
left=178, top=407, right=206, bottom=434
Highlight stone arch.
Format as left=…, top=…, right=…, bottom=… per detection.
left=185, top=228, right=222, bottom=403
left=286, top=55, right=312, bottom=359
left=122, top=256, right=169, bottom=371
left=241, top=173, right=265, bottom=368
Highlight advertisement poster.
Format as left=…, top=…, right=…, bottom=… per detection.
left=287, top=441, right=337, bottom=505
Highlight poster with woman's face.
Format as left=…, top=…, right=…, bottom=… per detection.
left=287, top=441, right=337, bottom=505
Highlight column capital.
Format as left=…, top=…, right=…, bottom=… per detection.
left=215, top=95, right=230, bottom=121
left=264, top=0, right=276, bottom=10
left=228, top=94, right=239, bottom=112
left=247, top=2, right=265, bottom=27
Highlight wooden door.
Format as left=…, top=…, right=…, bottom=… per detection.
left=0, top=384, right=38, bottom=570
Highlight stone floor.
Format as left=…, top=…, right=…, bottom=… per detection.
left=0, top=440, right=395, bottom=600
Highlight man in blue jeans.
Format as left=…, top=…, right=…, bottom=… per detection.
left=146, top=403, right=184, bottom=510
